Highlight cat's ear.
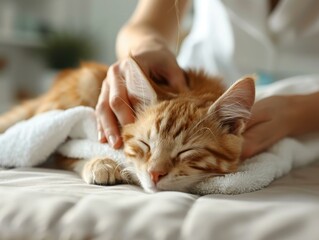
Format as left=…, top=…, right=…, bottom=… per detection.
left=124, top=58, right=158, bottom=108
left=208, top=76, right=256, bottom=135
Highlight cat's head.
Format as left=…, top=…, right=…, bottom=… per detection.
left=122, top=59, right=255, bottom=193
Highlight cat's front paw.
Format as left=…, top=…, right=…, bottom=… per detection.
left=82, top=158, right=123, bottom=185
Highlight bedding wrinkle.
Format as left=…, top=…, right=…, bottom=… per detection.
left=178, top=195, right=199, bottom=240
left=0, top=162, right=319, bottom=240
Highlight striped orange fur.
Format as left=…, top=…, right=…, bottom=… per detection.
left=0, top=58, right=255, bottom=193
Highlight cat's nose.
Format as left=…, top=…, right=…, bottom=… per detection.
left=149, top=170, right=167, bottom=185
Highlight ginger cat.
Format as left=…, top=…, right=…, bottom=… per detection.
left=0, top=58, right=255, bottom=193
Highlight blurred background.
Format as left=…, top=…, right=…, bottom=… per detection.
left=0, top=0, right=138, bottom=112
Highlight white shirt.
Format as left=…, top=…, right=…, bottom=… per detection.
left=178, top=0, right=319, bottom=85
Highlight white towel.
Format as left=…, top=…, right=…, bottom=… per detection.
left=1, top=75, right=319, bottom=194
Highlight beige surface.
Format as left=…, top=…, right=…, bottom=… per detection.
left=1, top=160, right=319, bottom=240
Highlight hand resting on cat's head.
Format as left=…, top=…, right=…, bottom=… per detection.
left=95, top=46, right=188, bottom=149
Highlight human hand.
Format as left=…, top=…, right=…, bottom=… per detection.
left=241, top=95, right=297, bottom=159
left=95, top=43, right=187, bottom=149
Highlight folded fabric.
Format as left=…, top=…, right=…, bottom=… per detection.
left=1, top=75, right=319, bottom=194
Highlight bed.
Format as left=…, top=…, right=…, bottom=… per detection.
left=1, top=161, right=319, bottom=240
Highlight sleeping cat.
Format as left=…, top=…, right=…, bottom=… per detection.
left=0, top=58, right=255, bottom=193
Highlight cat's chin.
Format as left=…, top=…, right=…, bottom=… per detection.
left=137, top=173, right=196, bottom=193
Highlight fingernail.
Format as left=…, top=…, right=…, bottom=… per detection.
left=108, top=135, right=117, bottom=147
left=98, top=132, right=102, bottom=141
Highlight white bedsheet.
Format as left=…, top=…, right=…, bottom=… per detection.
left=1, top=161, right=319, bottom=240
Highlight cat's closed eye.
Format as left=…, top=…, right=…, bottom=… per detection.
left=177, top=149, right=197, bottom=159
left=138, top=140, right=150, bottom=152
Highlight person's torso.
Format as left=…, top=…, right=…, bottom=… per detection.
left=178, top=0, right=319, bottom=85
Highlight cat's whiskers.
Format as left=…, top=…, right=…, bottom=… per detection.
left=192, top=127, right=216, bottom=139
left=188, top=111, right=215, bottom=134
left=121, top=168, right=138, bottom=184
left=123, top=166, right=135, bottom=173
left=121, top=166, right=141, bottom=185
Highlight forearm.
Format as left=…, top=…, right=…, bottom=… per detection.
left=290, top=92, right=319, bottom=136
left=116, top=0, right=189, bottom=59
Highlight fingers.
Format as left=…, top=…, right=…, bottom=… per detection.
left=160, top=56, right=188, bottom=92
left=241, top=101, right=277, bottom=158
left=108, top=64, right=136, bottom=126
left=96, top=76, right=123, bottom=149
left=241, top=122, right=271, bottom=159
left=96, top=119, right=107, bottom=143
left=136, top=49, right=188, bottom=92
left=95, top=63, right=136, bottom=149
left=95, top=47, right=187, bottom=149
left=241, top=121, right=285, bottom=159
left=167, top=68, right=188, bottom=92
left=245, top=104, right=268, bottom=130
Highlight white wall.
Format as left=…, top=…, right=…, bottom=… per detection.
left=0, top=0, right=138, bottom=63
left=0, top=0, right=138, bottom=100
left=45, top=0, right=138, bottom=64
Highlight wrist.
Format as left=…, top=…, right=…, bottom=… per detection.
left=130, top=35, right=169, bottom=56
left=287, top=95, right=303, bottom=136
left=116, top=24, right=171, bottom=59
